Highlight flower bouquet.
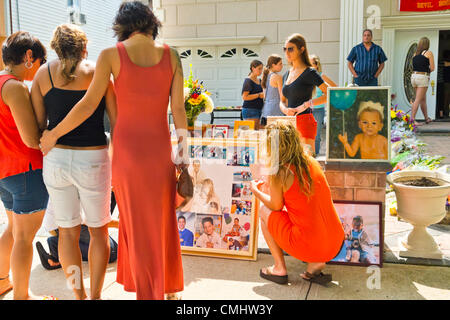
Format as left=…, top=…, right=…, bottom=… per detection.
left=184, top=64, right=214, bottom=127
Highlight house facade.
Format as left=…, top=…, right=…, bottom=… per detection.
left=156, top=0, right=450, bottom=119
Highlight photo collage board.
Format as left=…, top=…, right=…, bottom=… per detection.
left=172, top=138, right=260, bottom=261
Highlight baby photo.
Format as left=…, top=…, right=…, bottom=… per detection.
left=327, top=87, right=390, bottom=161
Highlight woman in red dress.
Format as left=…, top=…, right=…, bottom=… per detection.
left=250, top=121, right=345, bottom=285
left=39, top=2, right=187, bottom=300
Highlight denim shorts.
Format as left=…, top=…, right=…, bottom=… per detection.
left=242, top=108, right=262, bottom=120
left=0, top=168, right=49, bottom=214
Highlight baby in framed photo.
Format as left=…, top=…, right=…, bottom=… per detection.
left=338, top=101, right=388, bottom=160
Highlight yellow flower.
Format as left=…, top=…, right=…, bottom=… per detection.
left=390, top=110, right=396, bottom=119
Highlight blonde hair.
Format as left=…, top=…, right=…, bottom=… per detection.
left=415, top=37, right=430, bottom=56
left=50, top=24, right=88, bottom=84
left=265, top=121, right=313, bottom=196
left=202, top=179, right=217, bottom=204
left=262, top=54, right=282, bottom=89
left=357, top=101, right=384, bottom=121
left=309, top=54, right=322, bottom=73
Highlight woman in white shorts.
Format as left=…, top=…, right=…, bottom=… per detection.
left=31, top=24, right=117, bottom=300
left=411, top=37, right=435, bottom=126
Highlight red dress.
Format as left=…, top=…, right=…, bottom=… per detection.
left=112, top=42, right=183, bottom=299
left=268, top=159, right=345, bottom=262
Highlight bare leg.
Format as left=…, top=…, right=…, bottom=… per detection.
left=412, top=87, right=428, bottom=124
left=58, top=225, right=87, bottom=300
left=419, top=87, right=429, bottom=121
left=10, top=210, right=45, bottom=300
left=0, top=210, right=13, bottom=294
left=88, top=225, right=110, bottom=300
left=259, top=206, right=287, bottom=276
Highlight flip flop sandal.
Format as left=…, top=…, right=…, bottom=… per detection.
left=42, top=296, right=58, bottom=300
left=259, top=267, right=288, bottom=285
left=301, top=271, right=332, bottom=286
left=426, top=117, right=433, bottom=124
left=36, top=242, right=61, bottom=271
left=0, top=277, right=13, bottom=297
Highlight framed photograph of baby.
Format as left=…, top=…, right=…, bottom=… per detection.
left=326, top=87, right=391, bottom=162
left=172, top=138, right=260, bottom=261
left=329, top=201, right=383, bottom=267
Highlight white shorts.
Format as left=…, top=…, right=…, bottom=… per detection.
left=411, top=73, right=430, bottom=88
left=43, top=148, right=111, bottom=228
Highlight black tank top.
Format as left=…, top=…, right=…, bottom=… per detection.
left=412, top=51, right=430, bottom=73
left=44, top=63, right=107, bottom=147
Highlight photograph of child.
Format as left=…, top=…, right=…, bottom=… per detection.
left=182, top=178, right=221, bottom=214
left=331, top=202, right=381, bottom=266
left=338, top=101, right=388, bottom=159
left=328, top=87, right=390, bottom=161
left=203, top=146, right=226, bottom=160
left=231, top=200, right=252, bottom=215
left=221, top=216, right=251, bottom=251
left=176, top=212, right=195, bottom=247
left=195, top=215, right=223, bottom=249
left=233, top=170, right=252, bottom=182
left=232, top=183, right=242, bottom=198
left=241, top=183, right=252, bottom=200
left=190, top=145, right=204, bottom=158
left=212, top=125, right=229, bottom=138
left=227, top=147, right=256, bottom=167
left=188, top=159, right=207, bottom=187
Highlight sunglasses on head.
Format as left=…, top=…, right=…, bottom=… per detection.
left=283, top=46, right=295, bottom=53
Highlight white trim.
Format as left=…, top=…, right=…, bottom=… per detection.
left=381, top=13, right=450, bottom=29
left=164, top=36, right=265, bottom=47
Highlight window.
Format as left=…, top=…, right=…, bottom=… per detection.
left=197, top=49, right=213, bottom=59
left=180, top=50, right=192, bottom=59
left=403, top=43, right=417, bottom=104
left=221, top=48, right=237, bottom=58
left=243, top=48, right=258, bottom=58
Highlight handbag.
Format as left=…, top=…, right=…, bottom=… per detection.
left=176, top=167, right=193, bottom=199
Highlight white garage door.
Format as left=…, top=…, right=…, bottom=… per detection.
left=178, top=46, right=261, bottom=107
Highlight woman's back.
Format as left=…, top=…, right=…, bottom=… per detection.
left=262, top=73, right=283, bottom=117
left=413, top=51, right=430, bottom=73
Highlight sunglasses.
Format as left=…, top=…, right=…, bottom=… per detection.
left=283, top=46, right=295, bottom=53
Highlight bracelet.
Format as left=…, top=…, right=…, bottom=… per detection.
left=309, top=99, right=314, bottom=108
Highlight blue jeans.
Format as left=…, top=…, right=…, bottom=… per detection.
left=242, top=108, right=262, bottom=120
left=0, top=168, right=49, bottom=214
left=312, top=108, right=325, bottom=154
left=354, top=77, right=378, bottom=86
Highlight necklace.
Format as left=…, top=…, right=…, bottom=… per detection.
left=4, top=67, right=20, bottom=79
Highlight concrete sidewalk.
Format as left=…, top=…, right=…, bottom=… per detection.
left=1, top=236, right=449, bottom=300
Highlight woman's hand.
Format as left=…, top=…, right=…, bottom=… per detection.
left=294, top=101, right=311, bottom=115
left=40, top=129, right=58, bottom=156
left=285, top=107, right=297, bottom=116
left=250, top=179, right=265, bottom=194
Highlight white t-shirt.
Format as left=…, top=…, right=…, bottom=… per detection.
left=195, top=232, right=221, bottom=249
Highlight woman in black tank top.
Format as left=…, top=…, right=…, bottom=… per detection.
left=30, top=24, right=117, bottom=300
left=410, top=37, right=435, bottom=126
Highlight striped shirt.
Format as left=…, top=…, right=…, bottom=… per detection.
left=347, top=42, right=388, bottom=81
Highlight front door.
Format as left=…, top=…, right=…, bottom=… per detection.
left=393, top=30, right=439, bottom=120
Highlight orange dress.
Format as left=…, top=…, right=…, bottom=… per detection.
left=112, top=42, right=183, bottom=300
left=268, top=158, right=345, bottom=262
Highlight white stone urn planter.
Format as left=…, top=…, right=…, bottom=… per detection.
left=387, top=170, right=450, bottom=259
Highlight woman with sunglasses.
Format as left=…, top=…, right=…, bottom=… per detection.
left=309, top=54, right=337, bottom=155
left=280, top=34, right=330, bottom=155
left=0, top=32, right=54, bottom=300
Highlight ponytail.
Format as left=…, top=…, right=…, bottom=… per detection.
left=261, top=66, right=270, bottom=89
left=262, top=54, right=282, bottom=89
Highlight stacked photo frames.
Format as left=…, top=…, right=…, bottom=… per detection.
left=172, top=138, right=259, bottom=260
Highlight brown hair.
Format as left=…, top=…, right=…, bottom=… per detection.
left=265, top=120, right=313, bottom=196
left=2, top=31, right=47, bottom=66
left=415, top=37, right=430, bottom=56
left=248, top=59, right=263, bottom=76
left=112, top=1, right=162, bottom=41
left=286, top=33, right=312, bottom=68
left=50, top=24, right=88, bottom=84
left=262, top=54, right=282, bottom=89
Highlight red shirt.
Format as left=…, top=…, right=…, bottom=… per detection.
left=0, top=74, right=43, bottom=180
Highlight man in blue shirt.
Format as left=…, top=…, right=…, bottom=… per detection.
left=178, top=215, right=194, bottom=247
left=347, top=29, right=388, bottom=86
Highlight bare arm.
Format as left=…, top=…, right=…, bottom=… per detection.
left=426, top=51, right=435, bottom=72
left=169, top=47, right=188, bottom=167
left=30, top=65, right=48, bottom=131
left=40, top=49, right=113, bottom=155
left=105, top=80, right=117, bottom=137
left=2, top=80, right=41, bottom=149
left=322, top=74, right=337, bottom=87
left=250, top=176, right=284, bottom=212
left=374, top=62, right=385, bottom=78
left=294, top=82, right=329, bottom=114
left=242, top=91, right=264, bottom=101
left=347, top=61, right=358, bottom=78
left=338, top=133, right=360, bottom=158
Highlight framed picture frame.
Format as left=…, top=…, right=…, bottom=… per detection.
left=328, top=200, right=383, bottom=267
left=212, top=125, right=229, bottom=139
left=326, top=87, right=391, bottom=162
left=266, top=116, right=296, bottom=128
left=233, top=120, right=255, bottom=138
left=172, top=138, right=259, bottom=261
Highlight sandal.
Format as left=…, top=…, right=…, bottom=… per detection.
left=425, top=117, right=433, bottom=124
left=259, top=266, right=288, bottom=285
left=36, top=242, right=61, bottom=271
left=0, top=276, right=13, bottom=297
left=165, top=293, right=182, bottom=300
left=300, top=271, right=332, bottom=286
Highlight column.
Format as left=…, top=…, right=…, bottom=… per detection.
left=380, top=28, right=395, bottom=87
left=339, top=0, right=364, bottom=86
